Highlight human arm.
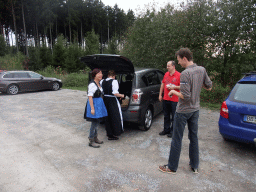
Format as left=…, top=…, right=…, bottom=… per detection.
left=159, top=83, right=164, bottom=101
left=87, top=83, right=97, bottom=115
left=169, top=85, right=180, bottom=90
left=168, top=90, right=184, bottom=99
left=88, top=96, right=95, bottom=115
left=203, top=70, right=212, bottom=91
left=112, top=80, right=125, bottom=98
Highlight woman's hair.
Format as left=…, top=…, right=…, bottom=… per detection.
left=108, top=70, right=116, bottom=77
left=91, top=68, right=101, bottom=78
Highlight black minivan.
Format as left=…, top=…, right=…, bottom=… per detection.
left=80, top=54, right=164, bottom=130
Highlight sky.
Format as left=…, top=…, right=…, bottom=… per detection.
left=101, top=0, right=181, bottom=13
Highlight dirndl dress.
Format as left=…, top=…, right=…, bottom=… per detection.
left=84, top=81, right=108, bottom=121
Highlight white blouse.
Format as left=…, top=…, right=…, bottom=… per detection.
left=88, top=82, right=103, bottom=97
left=100, top=78, right=119, bottom=95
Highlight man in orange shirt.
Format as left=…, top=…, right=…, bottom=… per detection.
left=159, top=61, right=180, bottom=138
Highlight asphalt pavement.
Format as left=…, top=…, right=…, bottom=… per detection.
left=0, top=89, right=255, bottom=192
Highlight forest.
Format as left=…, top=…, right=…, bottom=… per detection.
left=0, top=0, right=255, bottom=104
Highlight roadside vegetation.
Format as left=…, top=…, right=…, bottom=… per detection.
left=0, top=0, right=255, bottom=111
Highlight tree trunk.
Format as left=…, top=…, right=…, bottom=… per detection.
left=36, top=21, right=40, bottom=47
left=21, top=0, right=28, bottom=56
left=11, top=0, right=19, bottom=53
left=50, top=24, right=53, bottom=54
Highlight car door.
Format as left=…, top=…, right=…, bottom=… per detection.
left=27, top=72, right=49, bottom=91
left=13, top=72, right=31, bottom=91
left=143, top=71, right=162, bottom=115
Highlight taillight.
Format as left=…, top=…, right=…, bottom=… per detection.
left=220, top=101, right=229, bottom=119
left=131, top=89, right=143, bottom=104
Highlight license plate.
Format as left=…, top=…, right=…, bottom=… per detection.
left=244, top=115, right=256, bottom=124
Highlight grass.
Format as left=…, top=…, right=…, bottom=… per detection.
left=63, top=86, right=87, bottom=91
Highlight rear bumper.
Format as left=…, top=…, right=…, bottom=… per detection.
left=122, top=105, right=143, bottom=124
left=219, top=117, right=256, bottom=144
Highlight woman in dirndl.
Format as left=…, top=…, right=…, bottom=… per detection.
left=84, top=68, right=108, bottom=148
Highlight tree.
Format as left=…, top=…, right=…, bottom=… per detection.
left=85, top=29, right=100, bottom=55
left=209, top=0, right=256, bottom=86
left=53, top=35, right=66, bottom=68
left=0, top=35, right=7, bottom=56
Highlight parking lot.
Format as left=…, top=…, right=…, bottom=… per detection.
left=0, top=89, right=256, bottom=192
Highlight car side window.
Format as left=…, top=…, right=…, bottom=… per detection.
left=17, top=72, right=30, bottom=78
left=142, top=71, right=161, bottom=87
left=28, top=72, right=41, bottom=78
left=3, top=73, right=13, bottom=78
left=156, top=71, right=164, bottom=82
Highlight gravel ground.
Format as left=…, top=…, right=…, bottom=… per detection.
left=0, top=89, right=255, bottom=192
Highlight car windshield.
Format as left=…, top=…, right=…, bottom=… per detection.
left=230, top=83, right=256, bottom=104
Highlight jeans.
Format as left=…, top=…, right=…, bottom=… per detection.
left=163, top=100, right=178, bottom=134
left=168, top=110, right=199, bottom=171
left=89, top=119, right=100, bottom=139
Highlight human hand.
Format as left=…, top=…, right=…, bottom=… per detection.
left=91, top=109, right=95, bottom=115
left=169, top=84, right=176, bottom=90
left=168, top=90, right=174, bottom=98
left=159, top=95, right=162, bottom=101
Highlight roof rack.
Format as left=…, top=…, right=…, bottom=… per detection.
left=243, top=71, right=256, bottom=76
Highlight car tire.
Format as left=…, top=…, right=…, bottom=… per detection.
left=139, top=107, right=153, bottom=131
left=7, top=84, right=19, bottom=95
left=52, top=82, right=60, bottom=91
left=222, top=135, right=231, bottom=142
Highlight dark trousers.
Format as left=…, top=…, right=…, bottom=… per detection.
left=168, top=111, right=200, bottom=171
left=163, top=100, right=178, bottom=134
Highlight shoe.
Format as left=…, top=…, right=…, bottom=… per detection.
left=159, top=131, right=168, bottom=136
left=167, top=133, right=172, bottom=138
left=88, top=138, right=100, bottom=148
left=108, top=136, right=119, bottom=140
left=191, top=167, right=198, bottom=174
left=158, top=165, right=176, bottom=174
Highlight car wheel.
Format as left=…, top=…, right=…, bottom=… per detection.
left=52, top=82, right=60, bottom=91
left=7, top=84, right=19, bottom=95
left=139, top=107, right=153, bottom=131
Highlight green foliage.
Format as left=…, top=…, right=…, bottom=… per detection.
left=27, top=47, right=43, bottom=71
left=0, top=35, right=7, bottom=56
left=62, top=72, right=88, bottom=88
left=85, top=29, right=100, bottom=55
left=0, top=52, right=26, bottom=70
left=104, top=36, right=119, bottom=54
left=37, top=65, right=88, bottom=88
left=200, top=80, right=231, bottom=104
left=53, top=35, right=67, bottom=68
left=64, top=43, right=85, bottom=72
left=40, top=45, right=53, bottom=68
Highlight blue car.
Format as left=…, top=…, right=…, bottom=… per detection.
left=219, top=71, right=256, bottom=145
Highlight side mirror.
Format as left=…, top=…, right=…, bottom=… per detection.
left=40, top=76, right=44, bottom=80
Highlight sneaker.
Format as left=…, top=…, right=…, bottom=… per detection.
left=191, top=167, right=198, bottom=174
left=158, top=165, right=176, bottom=174
left=159, top=131, right=168, bottom=136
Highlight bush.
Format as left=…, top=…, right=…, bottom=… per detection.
left=0, top=52, right=26, bottom=70
left=200, top=81, right=231, bottom=104
left=62, top=72, right=88, bottom=87
left=37, top=66, right=88, bottom=88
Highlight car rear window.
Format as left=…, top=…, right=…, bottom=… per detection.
left=229, top=83, right=256, bottom=104
left=3, top=73, right=13, bottom=78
